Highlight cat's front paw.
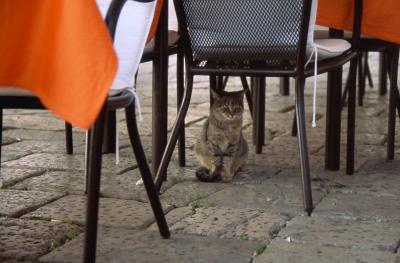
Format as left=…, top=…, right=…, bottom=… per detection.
left=196, top=167, right=221, bottom=182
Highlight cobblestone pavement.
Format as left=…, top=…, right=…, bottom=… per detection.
left=1, top=53, right=400, bottom=263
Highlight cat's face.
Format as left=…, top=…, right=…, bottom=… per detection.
left=211, top=89, right=244, bottom=121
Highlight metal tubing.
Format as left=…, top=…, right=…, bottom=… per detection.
left=358, top=54, right=365, bottom=106
left=83, top=102, right=107, bottom=263
left=256, top=77, right=266, bottom=152
left=279, top=77, right=290, bottom=96
left=325, top=29, right=344, bottom=171
left=65, top=122, right=73, bottom=154
left=379, top=52, right=388, bottom=96
left=176, top=39, right=186, bottom=167
left=125, top=103, right=170, bottom=238
left=387, top=47, right=399, bottom=160
left=295, top=75, right=313, bottom=215
left=155, top=74, right=194, bottom=192
left=0, top=108, right=2, bottom=165
left=152, top=0, right=169, bottom=179
left=240, top=76, right=253, bottom=117
left=346, top=57, right=359, bottom=175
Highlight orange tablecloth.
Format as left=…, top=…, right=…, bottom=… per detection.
left=317, top=0, right=400, bottom=44
left=0, top=0, right=163, bottom=130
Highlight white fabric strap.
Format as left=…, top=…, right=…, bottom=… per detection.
left=305, top=45, right=319, bottom=128
left=128, top=87, right=144, bottom=122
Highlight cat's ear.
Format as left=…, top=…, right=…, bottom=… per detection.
left=210, top=88, right=221, bottom=100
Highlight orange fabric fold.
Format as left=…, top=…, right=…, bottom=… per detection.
left=147, top=0, right=164, bottom=43
left=317, top=0, right=400, bottom=44
left=0, top=0, right=117, bottom=129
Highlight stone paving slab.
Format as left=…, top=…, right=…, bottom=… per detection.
left=1, top=150, right=33, bottom=163
left=0, top=189, right=64, bottom=217
left=277, top=216, right=400, bottom=252
left=40, top=227, right=256, bottom=263
left=12, top=171, right=86, bottom=194
left=318, top=172, right=400, bottom=197
left=253, top=240, right=398, bottom=263
left=1, top=136, right=21, bottom=146
left=3, top=140, right=85, bottom=154
left=11, top=169, right=148, bottom=200
left=0, top=218, right=81, bottom=262
left=0, top=167, right=45, bottom=188
left=23, top=195, right=169, bottom=229
left=148, top=206, right=194, bottom=232
left=201, top=170, right=327, bottom=216
left=3, top=153, right=135, bottom=174
left=3, top=129, right=86, bottom=144
left=3, top=114, right=65, bottom=131
left=220, top=211, right=290, bottom=242
left=160, top=180, right=230, bottom=207
left=313, top=192, right=400, bottom=222
left=170, top=207, right=260, bottom=238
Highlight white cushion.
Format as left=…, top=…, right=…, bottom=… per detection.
left=96, top=0, right=156, bottom=92
left=307, top=0, right=318, bottom=47
left=314, top=39, right=351, bottom=59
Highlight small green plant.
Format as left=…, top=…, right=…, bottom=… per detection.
left=48, top=240, right=56, bottom=251
left=66, top=230, right=77, bottom=240
left=252, top=243, right=266, bottom=257
left=238, top=234, right=249, bottom=241
left=190, top=192, right=204, bottom=210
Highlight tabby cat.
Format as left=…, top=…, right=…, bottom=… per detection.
left=194, top=88, right=248, bottom=182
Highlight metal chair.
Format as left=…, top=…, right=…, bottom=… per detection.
left=84, top=1, right=171, bottom=262
left=153, top=0, right=362, bottom=215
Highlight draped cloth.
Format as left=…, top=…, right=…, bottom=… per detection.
left=0, top=0, right=164, bottom=129
left=317, top=0, right=400, bottom=44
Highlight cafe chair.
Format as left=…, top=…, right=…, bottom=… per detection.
left=0, top=90, right=73, bottom=164
left=84, top=0, right=171, bottom=261
left=313, top=28, right=400, bottom=172
left=153, top=0, right=362, bottom=215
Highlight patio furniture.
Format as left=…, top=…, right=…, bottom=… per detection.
left=316, top=0, right=400, bottom=171
left=153, top=0, right=362, bottom=214
left=85, top=0, right=170, bottom=261
left=0, top=90, right=74, bottom=164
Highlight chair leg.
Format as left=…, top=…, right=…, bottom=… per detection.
left=155, top=74, right=194, bottom=192
left=0, top=108, right=2, bottom=166
left=341, top=66, right=351, bottom=107
left=364, top=53, right=373, bottom=88
left=379, top=51, right=388, bottom=96
left=65, top=122, right=73, bottom=154
left=346, top=57, right=359, bottom=175
left=291, top=111, right=297, bottom=137
left=279, top=77, right=290, bottom=96
left=84, top=130, right=92, bottom=195
left=387, top=47, right=399, bottom=160
left=125, top=102, right=170, bottom=238
left=240, top=76, right=253, bottom=118
left=176, top=45, right=186, bottom=167
left=253, top=77, right=265, bottom=153
left=83, top=103, right=107, bottom=263
left=294, top=75, right=313, bottom=215
left=358, top=54, right=365, bottom=106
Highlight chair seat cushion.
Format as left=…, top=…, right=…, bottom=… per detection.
left=1, top=86, right=127, bottom=98
left=314, top=39, right=351, bottom=59
left=0, top=87, right=35, bottom=96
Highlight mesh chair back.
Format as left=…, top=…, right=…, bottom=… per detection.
left=175, top=0, right=307, bottom=66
